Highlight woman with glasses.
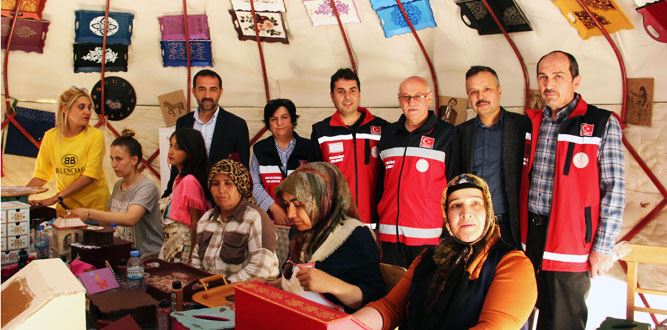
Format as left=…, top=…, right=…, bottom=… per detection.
left=275, top=162, right=386, bottom=313
left=353, top=174, right=537, bottom=330
left=27, top=86, right=109, bottom=216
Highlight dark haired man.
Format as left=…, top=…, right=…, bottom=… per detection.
left=457, top=65, right=530, bottom=249
left=520, top=51, right=625, bottom=329
left=311, top=68, right=388, bottom=226
left=164, top=69, right=250, bottom=197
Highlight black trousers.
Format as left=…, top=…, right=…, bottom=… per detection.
left=526, top=213, right=591, bottom=330
left=381, top=242, right=432, bottom=268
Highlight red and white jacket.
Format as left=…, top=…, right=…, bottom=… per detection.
left=377, top=112, right=460, bottom=246
left=519, top=98, right=612, bottom=272
left=311, top=107, right=388, bottom=225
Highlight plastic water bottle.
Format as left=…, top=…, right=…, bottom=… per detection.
left=126, top=250, right=144, bottom=289
left=46, top=226, right=56, bottom=258
left=33, top=225, right=49, bottom=259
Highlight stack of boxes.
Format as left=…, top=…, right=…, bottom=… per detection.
left=1, top=201, right=31, bottom=264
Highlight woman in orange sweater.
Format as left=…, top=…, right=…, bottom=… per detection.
left=354, top=173, right=537, bottom=330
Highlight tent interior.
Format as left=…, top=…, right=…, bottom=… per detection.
left=1, top=0, right=665, bottom=327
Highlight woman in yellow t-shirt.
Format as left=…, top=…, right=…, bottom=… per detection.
left=27, top=86, right=110, bottom=216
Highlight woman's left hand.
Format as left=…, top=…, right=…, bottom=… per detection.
left=71, top=208, right=89, bottom=221
left=295, top=267, right=337, bottom=294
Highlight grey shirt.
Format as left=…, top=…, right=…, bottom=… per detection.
left=109, top=175, right=163, bottom=256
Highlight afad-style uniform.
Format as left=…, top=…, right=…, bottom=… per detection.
left=311, top=107, right=388, bottom=225
left=252, top=133, right=319, bottom=201
left=519, top=98, right=612, bottom=272
left=377, top=112, right=459, bottom=259
left=33, top=127, right=110, bottom=214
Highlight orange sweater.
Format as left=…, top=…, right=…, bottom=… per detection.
left=366, top=250, right=537, bottom=330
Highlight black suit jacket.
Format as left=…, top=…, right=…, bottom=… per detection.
left=163, top=106, right=250, bottom=197
left=457, top=108, right=530, bottom=248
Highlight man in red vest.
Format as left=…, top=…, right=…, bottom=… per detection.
left=519, top=51, right=625, bottom=329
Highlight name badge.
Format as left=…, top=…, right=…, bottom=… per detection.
left=328, top=142, right=344, bottom=154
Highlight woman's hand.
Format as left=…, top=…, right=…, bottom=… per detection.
left=295, top=267, right=338, bottom=294
left=30, top=195, right=58, bottom=207
left=269, top=203, right=289, bottom=226
left=72, top=208, right=89, bottom=221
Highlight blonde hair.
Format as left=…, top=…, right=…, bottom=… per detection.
left=56, top=86, right=92, bottom=136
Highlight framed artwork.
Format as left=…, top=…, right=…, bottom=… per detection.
left=529, top=89, right=544, bottom=111
left=1, top=18, right=49, bottom=53
left=303, top=0, right=360, bottom=27
left=437, top=96, right=468, bottom=126
left=626, top=78, right=653, bottom=126
left=231, top=0, right=286, bottom=12
left=74, top=10, right=134, bottom=45
left=158, top=14, right=210, bottom=41
left=4, top=107, right=55, bottom=158
left=230, top=10, right=289, bottom=44
left=73, top=44, right=128, bottom=73
left=158, top=90, right=187, bottom=126
left=160, top=40, right=213, bottom=67
left=375, top=0, right=436, bottom=38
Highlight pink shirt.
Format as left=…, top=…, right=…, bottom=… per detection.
left=168, top=174, right=207, bottom=226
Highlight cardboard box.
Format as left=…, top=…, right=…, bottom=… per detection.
left=235, top=280, right=370, bottom=330
left=7, top=222, right=29, bottom=236
left=1, top=258, right=86, bottom=329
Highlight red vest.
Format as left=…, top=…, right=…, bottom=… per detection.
left=519, top=98, right=612, bottom=272
left=253, top=134, right=319, bottom=201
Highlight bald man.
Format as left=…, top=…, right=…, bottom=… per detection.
left=376, top=76, right=461, bottom=267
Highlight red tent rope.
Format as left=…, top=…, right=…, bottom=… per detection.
left=574, top=0, right=664, bottom=325
left=480, top=0, right=530, bottom=110
left=394, top=0, right=440, bottom=110
left=328, top=0, right=357, bottom=72
left=183, top=0, right=192, bottom=111
left=247, top=0, right=271, bottom=145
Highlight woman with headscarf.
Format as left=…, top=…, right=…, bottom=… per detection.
left=354, top=174, right=537, bottom=329
left=274, top=162, right=386, bottom=313
left=190, top=159, right=279, bottom=282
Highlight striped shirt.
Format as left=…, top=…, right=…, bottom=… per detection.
left=528, top=94, right=625, bottom=254
left=190, top=201, right=279, bottom=282
left=250, top=137, right=296, bottom=211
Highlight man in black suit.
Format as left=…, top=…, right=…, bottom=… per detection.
left=163, top=69, right=250, bottom=196
left=457, top=66, right=530, bottom=248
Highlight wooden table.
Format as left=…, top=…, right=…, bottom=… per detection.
left=1, top=186, right=47, bottom=203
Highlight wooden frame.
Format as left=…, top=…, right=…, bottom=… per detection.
left=621, top=243, right=667, bottom=321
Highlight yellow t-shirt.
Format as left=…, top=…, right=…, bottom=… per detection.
left=33, top=126, right=110, bottom=214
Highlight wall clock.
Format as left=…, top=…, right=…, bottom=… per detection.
left=91, top=76, right=136, bottom=121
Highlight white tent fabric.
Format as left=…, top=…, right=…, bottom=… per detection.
left=1, top=0, right=666, bottom=311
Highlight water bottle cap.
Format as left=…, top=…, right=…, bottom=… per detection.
left=130, top=250, right=140, bottom=257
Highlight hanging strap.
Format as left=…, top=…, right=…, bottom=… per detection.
left=328, top=0, right=357, bottom=72
left=393, top=0, right=440, bottom=110
left=247, top=0, right=272, bottom=145
left=480, top=0, right=530, bottom=110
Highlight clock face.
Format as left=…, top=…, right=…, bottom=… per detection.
left=91, top=76, right=137, bottom=121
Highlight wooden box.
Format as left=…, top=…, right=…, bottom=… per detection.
left=1, top=258, right=86, bottom=329
left=235, top=280, right=370, bottom=330
left=553, top=0, right=633, bottom=39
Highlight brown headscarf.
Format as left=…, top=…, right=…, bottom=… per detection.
left=207, top=159, right=253, bottom=219
left=274, top=162, right=360, bottom=263
left=426, top=173, right=500, bottom=308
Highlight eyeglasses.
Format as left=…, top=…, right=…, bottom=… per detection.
left=398, top=93, right=430, bottom=103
